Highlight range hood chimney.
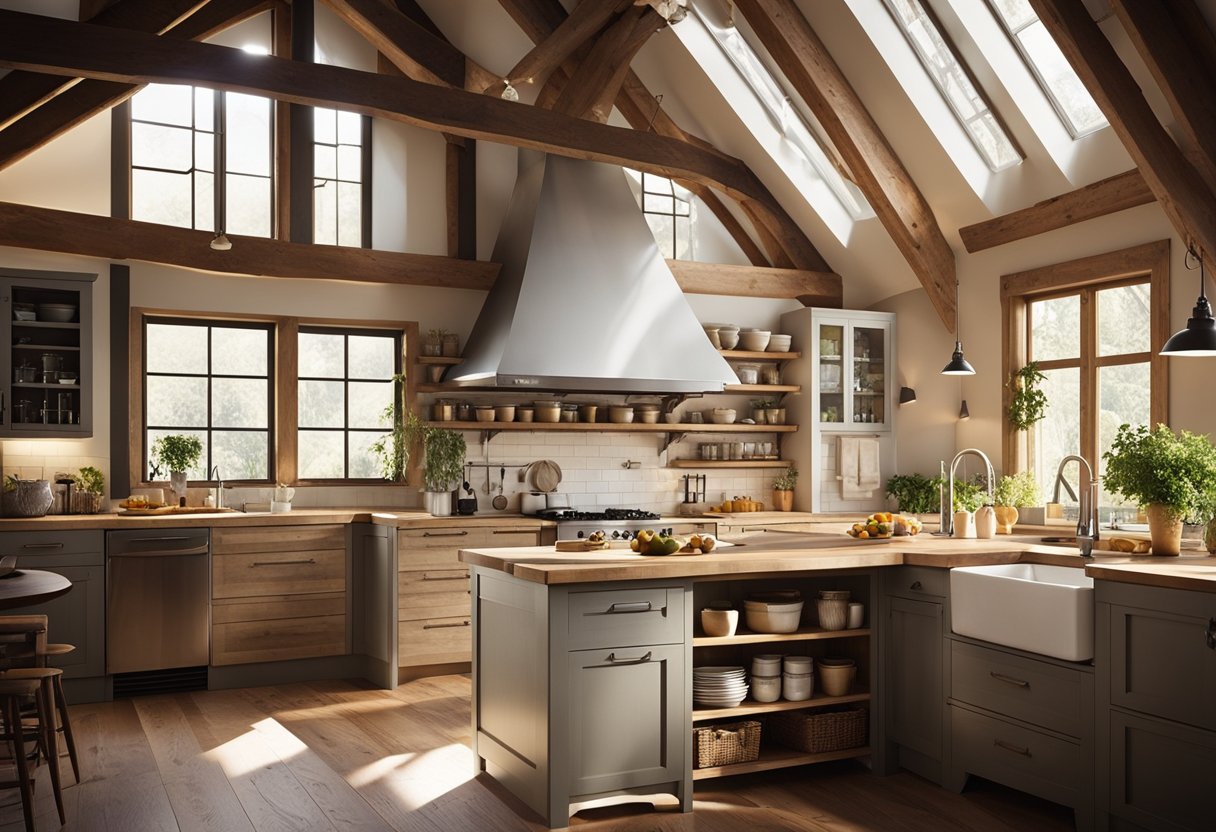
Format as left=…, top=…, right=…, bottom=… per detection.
left=447, top=152, right=738, bottom=393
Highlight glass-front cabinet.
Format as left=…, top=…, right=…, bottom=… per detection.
left=0, top=268, right=95, bottom=438
left=812, top=311, right=892, bottom=432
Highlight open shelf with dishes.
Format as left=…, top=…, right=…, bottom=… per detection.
left=689, top=571, right=876, bottom=782
left=668, top=459, right=791, bottom=470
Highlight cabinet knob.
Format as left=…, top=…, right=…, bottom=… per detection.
left=909, top=580, right=923, bottom=591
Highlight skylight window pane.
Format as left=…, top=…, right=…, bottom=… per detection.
left=881, top=0, right=1021, bottom=171
left=985, top=0, right=1107, bottom=137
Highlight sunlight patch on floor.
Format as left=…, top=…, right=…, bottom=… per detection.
left=350, top=743, right=474, bottom=810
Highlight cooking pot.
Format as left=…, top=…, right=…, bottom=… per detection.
left=521, top=492, right=570, bottom=515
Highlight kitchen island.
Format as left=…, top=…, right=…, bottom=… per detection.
left=460, top=530, right=1216, bottom=828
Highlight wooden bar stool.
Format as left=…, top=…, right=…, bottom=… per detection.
left=0, top=620, right=81, bottom=786
left=1, top=668, right=65, bottom=825
left=0, top=677, right=42, bottom=832
left=35, top=644, right=78, bottom=785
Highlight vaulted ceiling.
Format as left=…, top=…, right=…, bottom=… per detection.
left=0, top=0, right=1214, bottom=333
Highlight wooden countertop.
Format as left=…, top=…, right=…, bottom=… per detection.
left=460, top=528, right=1216, bottom=590
left=0, top=509, right=557, bottom=531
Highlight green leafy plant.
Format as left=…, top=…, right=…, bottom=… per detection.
left=151, top=434, right=203, bottom=474
left=772, top=465, right=798, bottom=492
left=751, top=398, right=775, bottom=410
left=76, top=466, right=105, bottom=496
left=368, top=375, right=409, bottom=481
left=421, top=426, right=466, bottom=493
left=1102, top=423, right=1216, bottom=521
left=951, top=479, right=985, bottom=513
left=1008, top=362, right=1049, bottom=431
left=994, top=470, right=1040, bottom=508
left=885, top=473, right=939, bottom=514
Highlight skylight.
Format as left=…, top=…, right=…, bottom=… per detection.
left=984, top=0, right=1107, bottom=138
left=881, top=0, right=1021, bottom=171
left=692, top=6, right=873, bottom=220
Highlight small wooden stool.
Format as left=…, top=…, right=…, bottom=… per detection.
left=35, top=645, right=79, bottom=784
left=0, top=677, right=49, bottom=831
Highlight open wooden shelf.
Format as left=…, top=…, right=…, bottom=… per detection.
left=693, top=626, right=871, bottom=647
left=722, top=383, right=799, bottom=394
left=668, top=460, right=788, bottom=469
left=692, top=745, right=870, bottom=780
left=719, top=349, right=800, bottom=361
left=423, top=420, right=798, bottom=433
left=692, top=690, right=870, bottom=723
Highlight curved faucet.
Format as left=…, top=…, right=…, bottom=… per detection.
left=942, top=448, right=995, bottom=537
left=209, top=465, right=224, bottom=510
left=1055, top=455, right=1099, bottom=557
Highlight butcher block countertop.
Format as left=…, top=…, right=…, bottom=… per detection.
left=460, top=526, right=1216, bottom=591
left=0, top=509, right=558, bottom=531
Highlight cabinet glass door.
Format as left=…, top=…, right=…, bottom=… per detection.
left=9, top=282, right=83, bottom=431
left=851, top=325, right=886, bottom=426
left=817, top=323, right=844, bottom=424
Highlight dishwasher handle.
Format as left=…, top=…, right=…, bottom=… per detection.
left=109, top=543, right=209, bottom=557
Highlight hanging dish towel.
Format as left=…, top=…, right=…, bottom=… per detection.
left=839, top=436, right=882, bottom=499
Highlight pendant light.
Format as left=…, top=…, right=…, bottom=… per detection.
left=941, top=277, right=975, bottom=375
left=1161, top=246, right=1216, bottom=356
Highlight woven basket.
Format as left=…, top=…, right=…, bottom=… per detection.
left=767, top=707, right=867, bottom=754
left=693, top=720, right=761, bottom=768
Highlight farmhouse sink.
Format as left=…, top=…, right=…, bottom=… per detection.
left=950, top=564, right=1095, bottom=661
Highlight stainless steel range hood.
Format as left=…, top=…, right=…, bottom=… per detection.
left=446, top=152, right=738, bottom=393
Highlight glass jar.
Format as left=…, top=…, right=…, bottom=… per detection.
left=560, top=404, right=579, bottom=423
left=760, top=363, right=781, bottom=385
left=736, top=363, right=760, bottom=385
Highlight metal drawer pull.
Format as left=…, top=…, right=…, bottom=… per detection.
left=21, top=543, right=64, bottom=550
left=606, top=651, right=652, bottom=664
left=1206, top=618, right=1216, bottom=651
left=422, top=574, right=466, bottom=582
left=423, top=531, right=468, bottom=537
left=993, top=739, right=1031, bottom=757
left=131, top=536, right=197, bottom=543
left=990, top=671, right=1030, bottom=688
left=424, top=620, right=470, bottom=630
left=606, top=601, right=653, bottom=614
left=909, top=581, right=923, bottom=590
left=249, top=558, right=316, bottom=567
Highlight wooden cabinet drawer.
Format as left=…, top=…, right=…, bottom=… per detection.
left=213, top=548, right=345, bottom=599
left=1109, top=709, right=1216, bottom=831
left=398, top=568, right=468, bottom=594
left=213, top=592, right=346, bottom=624
left=212, top=614, right=346, bottom=666
left=567, top=586, right=685, bottom=650
left=0, top=530, right=103, bottom=558
left=399, top=591, right=470, bottom=622
left=398, top=527, right=540, bottom=570
left=950, top=703, right=1081, bottom=808
left=883, top=565, right=949, bottom=599
left=398, top=615, right=471, bottom=666
left=398, top=570, right=470, bottom=621
left=951, top=641, right=1090, bottom=737
left=213, top=524, right=345, bottom=555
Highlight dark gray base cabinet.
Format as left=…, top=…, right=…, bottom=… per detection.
left=1097, top=580, right=1216, bottom=832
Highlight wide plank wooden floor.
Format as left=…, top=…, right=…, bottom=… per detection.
left=0, top=675, right=1076, bottom=831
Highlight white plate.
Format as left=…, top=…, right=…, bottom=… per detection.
left=693, top=666, right=746, bottom=675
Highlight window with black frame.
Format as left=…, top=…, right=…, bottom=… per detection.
left=143, top=317, right=274, bottom=482
left=297, top=326, right=401, bottom=480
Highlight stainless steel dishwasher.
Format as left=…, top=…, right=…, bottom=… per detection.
left=106, top=529, right=210, bottom=676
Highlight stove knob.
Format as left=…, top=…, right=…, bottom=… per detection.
left=576, top=530, right=585, bottom=538
left=621, top=530, right=633, bottom=540
left=611, top=530, right=622, bottom=539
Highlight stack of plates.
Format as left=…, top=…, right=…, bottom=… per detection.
left=693, top=665, right=748, bottom=707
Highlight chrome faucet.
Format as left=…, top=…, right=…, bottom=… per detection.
left=941, top=448, right=995, bottom=537
left=209, top=465, right=224, bottom=510
left=1054, top=455, right=1099, bottom=557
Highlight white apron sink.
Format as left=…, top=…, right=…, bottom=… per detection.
left=950, top=564, right=1094, bottom=661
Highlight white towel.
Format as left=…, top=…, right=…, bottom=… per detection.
left=839, top=436, right=882, bottom=499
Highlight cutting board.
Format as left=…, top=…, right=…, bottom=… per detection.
left=555, top=539, right=612, bottom=552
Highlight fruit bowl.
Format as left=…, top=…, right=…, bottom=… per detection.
left=847, top=512, right=916, bottom=540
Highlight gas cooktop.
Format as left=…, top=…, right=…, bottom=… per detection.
left=548, top=508, right=661, bottom=522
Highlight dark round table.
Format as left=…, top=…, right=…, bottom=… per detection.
left=0, top=569, right=72, bottom=610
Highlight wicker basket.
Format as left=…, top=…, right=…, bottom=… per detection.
left=693, top=720, right=762, bottom=768
left=767, top=707, right=868, bottom=754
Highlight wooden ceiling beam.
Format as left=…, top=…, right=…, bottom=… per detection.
left=487, top=0, right=629, bottom=97
left=1109, top=0, right=1216, bottom=195
left=959, top=168, right=1155, bottom=253
left=0, top=0, right=209, bottom=132
left=0, top=0, right=273, bottom=172
left=0, top=9, right=794, bottom=237
left=318, top=0, right=495, bottom=91
left=1029, top=0, right=1216, bottom=262
left=667, top=261, right=840, bottom=304
left=551, top=5, right=663, bottom=123
left=734, top=0, right=956, bottom=331
left=0, top=201, right=498, bottom=289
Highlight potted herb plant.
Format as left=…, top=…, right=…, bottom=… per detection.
left=74, top=465, right=105, bottom=514
left=1102, top=423, right=1216, bottom=556
left=772, top=465, right=797, bottom=512
left=369, top=376, right=410, bottom=481
left=421, top=426, right=466, bottom=517
left=1008, top=362, right=1049, bottom=431
left=992, top=470, right=1041, bottom=534
left=885, top=473, right=940, bottom=516
left=151, top=434, right=203, bottom=506
left=750, top=398, right=773, bottom=425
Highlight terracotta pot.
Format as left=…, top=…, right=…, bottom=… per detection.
left=1205, top=518, right=1216, bottom=554
left=773, top=489, right=794, bottom=512
left=993, top=505, right=1019, bottom=535
left=1146, top=503, right=1183, bottom=556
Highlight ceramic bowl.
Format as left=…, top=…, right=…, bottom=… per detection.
left=711, top=408, right=736, bottom=425
left=700, top=608, right=739, bottom=638
left=608, top=405, right=634, bottom=424
left=533, top=401, right=561, bottom=423
left=717, top=325, right=740, bottom=349
left=494, top=405, right=516, bottom=422
left=743, top=600, right=804, bottom=633
left=474, top=406, right=496, bottom=422
left=738, top=329, right=771, bottom=352
left=767, top=333, right=792, bottom=352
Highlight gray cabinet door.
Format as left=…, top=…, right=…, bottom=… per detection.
left=567, top=643, right=685, bottom=797
left=7, top=564, right=104, bottom=679
left=1110, top=709, right=1216, bottom=831
left=886, top=595, right=943, bottom=760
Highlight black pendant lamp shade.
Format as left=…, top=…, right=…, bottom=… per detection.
left=941, top=278, right=976, bottom=375
left=1161, top=247, right=1216, bottom=356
